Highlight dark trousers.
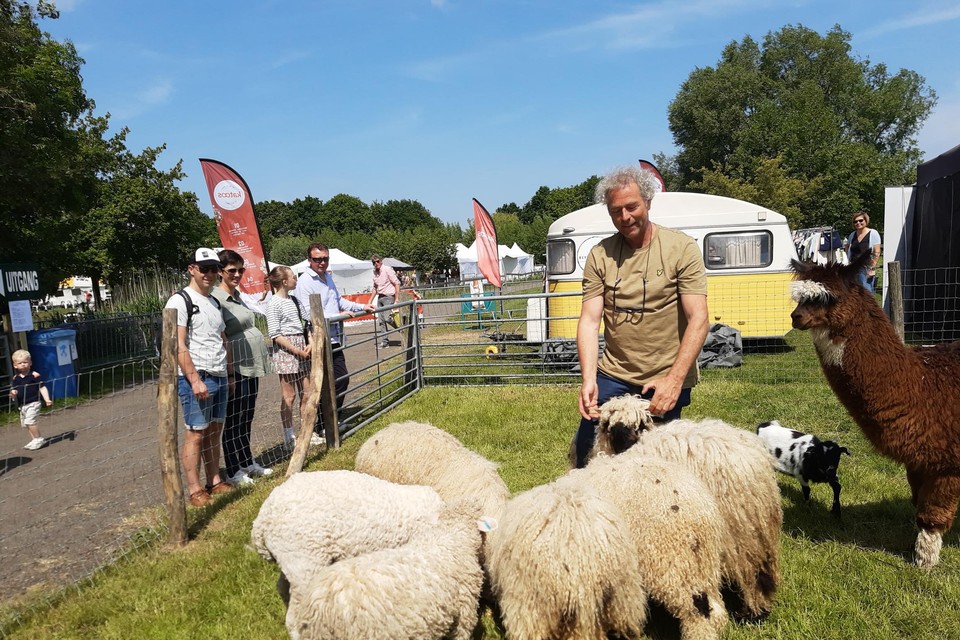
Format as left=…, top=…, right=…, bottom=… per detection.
left=223, top=375, right=259, bottom=476
left=573, top=371, right=691, bottom=469
left=314, top=346, right=349, bottom=435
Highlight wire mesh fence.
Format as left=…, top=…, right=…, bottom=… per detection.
left=0, top=266, right=957, bottom=632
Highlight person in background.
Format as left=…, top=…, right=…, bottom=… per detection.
left=164, top=248, right=233, bottom=507
left=847, top=211, right=882, bottom=292
left=371, top=254, right=401, bottom=349
left=213, top=249, right=273, bottom=486
left=573, top=166, right=709, bottom=468
left=293, top=243, right=375, bottom=441
left=265, top=265, right=312, bottom=449
left=9, top=349, right=52, bottom=450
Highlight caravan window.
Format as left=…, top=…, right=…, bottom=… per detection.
left=546, top=239, right=576, bottom=276
left=705, top=231, right=772, bottom=269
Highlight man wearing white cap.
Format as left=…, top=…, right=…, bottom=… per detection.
left=164, top=248, right=233, bottom=507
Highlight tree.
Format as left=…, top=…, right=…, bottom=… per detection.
left=322, top=194, right=373, bottom=233
left=67, top=135, right=212, bottom=306
left=370, top=199, right=441, bottom=231
left=668, top=24, right=936, bottom=227
left=0, top=0, right=96, bottom=295
left=689, top=155, right=821, bottom=229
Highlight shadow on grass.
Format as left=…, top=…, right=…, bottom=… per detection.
left=780, top=484, right=919, bottom=561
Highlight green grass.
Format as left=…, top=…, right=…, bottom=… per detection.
left=4, top=378, right=960, bottom=639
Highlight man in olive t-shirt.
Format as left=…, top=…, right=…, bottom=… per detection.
left=573, top=166, right=709, bottom=468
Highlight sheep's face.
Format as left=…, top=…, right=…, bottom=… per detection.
left=790, top=256, right=871, bottom=332
left=597, top=395, right=655, bottom=454
left=801, top=440, right=851, bottom=483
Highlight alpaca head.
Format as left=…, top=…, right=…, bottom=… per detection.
left=789, top=253, right=873, bottom=332
left=596, top=395, right=656, bottom=456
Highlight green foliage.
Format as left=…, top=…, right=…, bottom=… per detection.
left=668, top=24, right=936, bottom=228
left=67, top=137, right=210, bottom=300
left=518, top=177, right=598, bottom=224
left=689, top=155, right=822, bottom=229
left=0, top=0, right=95, bottom=294
left=268, top=235, right=311, bottom=266
left=370, top=199, right=442, bottom=231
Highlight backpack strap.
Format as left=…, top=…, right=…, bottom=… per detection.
left=177, top=289, right=198, bottom=329
left=177, top=289, right=220, bottom=329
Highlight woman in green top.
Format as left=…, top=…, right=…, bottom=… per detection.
left=214, top=250, right=273, bottom=485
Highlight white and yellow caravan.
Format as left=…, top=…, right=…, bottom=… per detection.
left=544, top=192, right=799, bottom=339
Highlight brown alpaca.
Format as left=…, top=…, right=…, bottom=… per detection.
left=790, top=254, right=960, bottom=567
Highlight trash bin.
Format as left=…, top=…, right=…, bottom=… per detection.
left=26, top=328, right=79, bottom=400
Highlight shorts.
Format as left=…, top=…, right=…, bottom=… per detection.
left=20, top=401, right=42, bottom=427
left=272, top=334, right=310, bottom=375
left=177, top=372, right=228, bottom=431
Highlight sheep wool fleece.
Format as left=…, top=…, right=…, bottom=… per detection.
left=574, top=454, right=728, bottom=640
left=487, top=475, right=647, bottom=640
left=291, top=500, right=485, bottom=640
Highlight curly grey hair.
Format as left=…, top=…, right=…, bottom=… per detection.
left=594, top=166, right=659, bottom=206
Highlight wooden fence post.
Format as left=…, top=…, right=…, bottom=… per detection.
left=157, top=308, right=187, bottom=546
left=315, top=296, right=341, bottom=449
left=286, top=293, right=339, bottom=477
left=888, top=261, right=905, bottom=343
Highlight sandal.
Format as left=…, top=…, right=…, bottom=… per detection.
left=206, top=481, right=234, bottom=496
left=190, top=490, right=212, bottom=507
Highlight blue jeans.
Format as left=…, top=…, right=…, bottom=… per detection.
left=573, top=371, right=691, bottom=468
left=177, top=372, right=227, bottom=430
left=856, top=269, right=875, bottom=293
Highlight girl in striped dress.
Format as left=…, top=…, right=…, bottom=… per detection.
left=265, top=266, right=312, bottom=447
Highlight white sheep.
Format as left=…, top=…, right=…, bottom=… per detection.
left=572, top=454, right=728, bottom=640
left=590, top=395, right=783, bottom=620
left=354, top=420, right=511, bottom=520
left=291, top=499, right=486, bottom=640
left=250, top=470, right=445, bottom=625
left=486, top=474, right=648, bottom=640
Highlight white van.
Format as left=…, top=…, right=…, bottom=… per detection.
left=544, top=192, right=799, bottom=339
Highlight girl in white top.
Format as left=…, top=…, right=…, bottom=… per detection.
left=265, top=266, right=312, bottom=447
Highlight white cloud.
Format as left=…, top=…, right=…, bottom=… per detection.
left=861, top=3, right=960, bottom=39
left=112, top=79, right=173, bottom=120
left=534, top=0, right=778, bottom=51
left=430, top=0, right=447, bottom=7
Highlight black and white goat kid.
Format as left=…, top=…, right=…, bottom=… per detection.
left=756, top=420, right=850, bottom=517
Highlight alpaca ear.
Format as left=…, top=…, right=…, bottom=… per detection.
left=842, top=251, right=872, bottom=281
left=790, top=258, right=811, bottom=275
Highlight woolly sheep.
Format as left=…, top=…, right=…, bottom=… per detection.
left=355, top=421, right=510, bottom=520
left=588, top=396, right=783, bottom=620
left=756, top=419, right=851, bottom=516
left=290, top=499, right=486, bottom=640
left=486, top=474, right=648, bottom=640
left=572, top=454, right=728, bottom=640
left=250, top=470, right=445, bottom=624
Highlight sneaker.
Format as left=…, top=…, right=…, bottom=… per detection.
left=310, top=433, right=324, bottom=446
left=379, top=341, right=390, bottom=349
left=243, top=462, right=273, bottom=478
left=23, top=437, right=44, bottom=451
left=228, top=469, right=255, bottom=486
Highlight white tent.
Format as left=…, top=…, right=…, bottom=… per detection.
left=455, top=242, right=481, bottom=280
left=290, top=248, right=374, bottom=294
left=455, top=241, right=535, bottom=282
left=502, top=242, right=535, bottom=276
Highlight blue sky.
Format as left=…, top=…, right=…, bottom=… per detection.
left=43, top=0, right=960, bottom=226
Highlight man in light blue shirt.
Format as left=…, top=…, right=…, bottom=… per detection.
left=293, top=243, right=374, bottom=435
